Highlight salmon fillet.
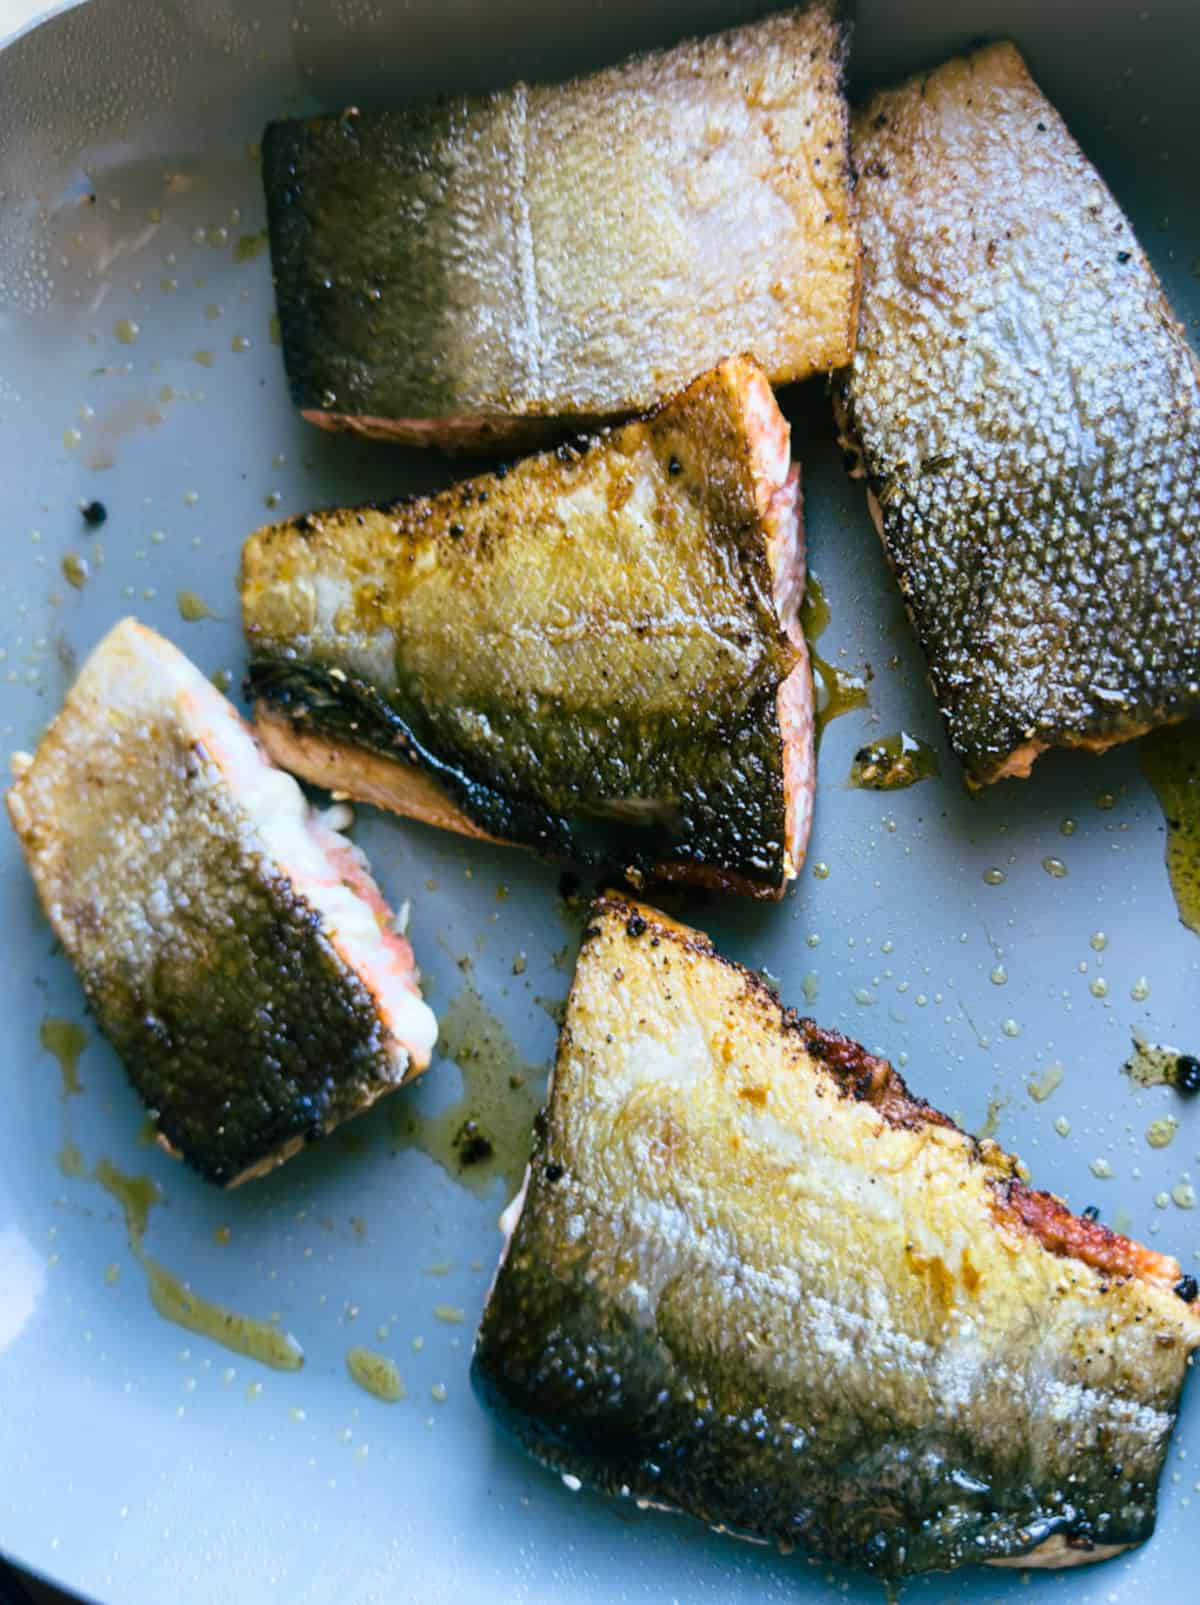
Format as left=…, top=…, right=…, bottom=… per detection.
left=7, top=619, right=437, bottom=1186
left=242, top=356, right=813, bottom=899
left=836, top=42, right=1200, bottom=786
left=473, top=894, right=1200, bottom=1577
left=262, top=4, right=858, bottom=449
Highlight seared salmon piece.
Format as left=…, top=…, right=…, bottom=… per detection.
left=473, top=894, right=1200, bottom=1578
left=7, top=619, right=437, bottom=1186
left=837, top=43, right=1200, bottom=785
left=262, top=4, right=858, bottom=450
left=242, top=356, right=813, bottom=899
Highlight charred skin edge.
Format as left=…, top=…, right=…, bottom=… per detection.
left=475, top=893, right=1199, bottom=1576
left=249, top=669, right=793, bottom=901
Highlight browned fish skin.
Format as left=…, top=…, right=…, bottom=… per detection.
left=242, top=357, right=812, bottom=898
left=837, top=43, right=1200, bottom=786
left=262, top=5, right=857, bottom=448
left=473, top=894, right=1200, bottom=1578
left=6, top=620, right=436, bottom=1187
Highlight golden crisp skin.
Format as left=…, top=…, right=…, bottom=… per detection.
left=473, top=895, right=1200, bottom=1578
left=242, top=357, right=812, bottom=898
left=262, top=4, right=858, bottom=446
left=838, top=43, right=1200, bottom=785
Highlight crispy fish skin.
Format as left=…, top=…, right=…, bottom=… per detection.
left=7, top=619, right=436, bottom=1187
left=262, top=5, right=857, bottom=448
left=242, top=356, right=812, bottom=898
left=837, top=43, right=1200, bottom=786
left=472, top=894, right=1200, bottom=1578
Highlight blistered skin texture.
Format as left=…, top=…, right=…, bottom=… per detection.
left=7, top=621, right=422, bottom=1187
left=837, top=43, right=1200, bottom=785
left=472, top=896, right=1200, bottom=1579
left=261, top=4, right=857, bottom=445
left=242, top=357, right=810, bottom=897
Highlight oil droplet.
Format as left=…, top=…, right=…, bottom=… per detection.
left=90, top=1158, right=304, bottom=1370
left=799, top=572, right=831, bottom=640
left=1041, top=856, right=1068, bottom=878
left=204, top=302, right=221, bottom=321
left=1090, top=1157, right=1114, bottom=1179
left=810, top=651, right=869, bottom=742
left=430, top=1383, right=448, bottom=1403
left=1054, top=1115, right=1071, bottom=1137
left=1141, top=724, right=1200, bottom=936
left=63, top=427, right=82, bottom=450
left=976, top=1094, right=1005, bottom=1140
left=1147, top=1117, right=1179, bottom=1149
left=269, top=315, right=281, bottom=345
left=1089, top=978, right=1109, bottom=999
left=61, top=552, right=89, bottom=590
left=40, top=1017, right=86, bottom=1094
left=160, top=276, right=178, bottom=292
left=848, top=730, right=938, bottom=791
left=214, top=1225, right=232, bottom=1246
left=177, top=589, right=216, bottom=622
left=105, top=1263, right=120, bottom=1285
left=232, top=334, right=252, bottom=353
left=235, top=230, right=269, bottom=263
left=1173, top=1181, right=1196, bottom=1209
left=1060, top=818, right=1077, bottom=837
left=1096, top=791, right=1116, bottom=811
left=812, top=861, right=830, bottom=880
left=57, top=1139, right=86, bottom=1177
left=346, top=1347, right=405, bottom=1402
left=390, top=980, right=546, bottom=1199
left=192, top=349, right=215, bottom=367
left=1090, top=931, right=1108, bottom=952
left=113, top=318, right=139, bottom=345
left=983, top=867, right=1006, bottom=886
left=211, top=668, right=233, bottom=694
left=990, top=965, right=1007, bottom=986
left=1027, top=1063, right=1065, bottom=1103
left=1001, top=1018, right=1020, bottom=1038
left=802, top=971, right=819, bottom=1004
left=433, top=1305, right=465, bottom=1325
